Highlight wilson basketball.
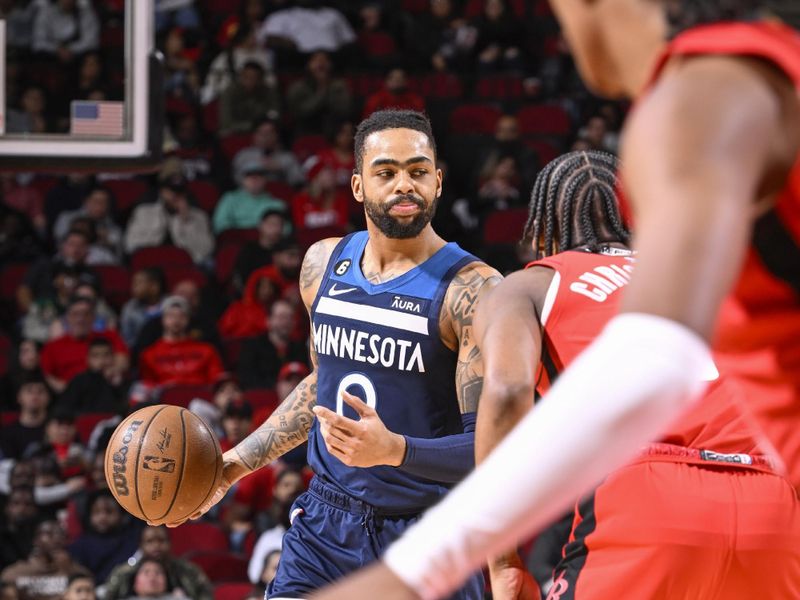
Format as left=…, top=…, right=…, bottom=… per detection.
left=104, top=405, right=223, bottom=525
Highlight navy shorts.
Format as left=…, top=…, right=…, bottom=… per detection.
left=268, top=476, right=484, bottom=599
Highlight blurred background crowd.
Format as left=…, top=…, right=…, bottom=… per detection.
left=0, top=1, right=630, bottom=599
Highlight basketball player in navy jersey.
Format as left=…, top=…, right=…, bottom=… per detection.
left=176, top=109, right=500, bottom=599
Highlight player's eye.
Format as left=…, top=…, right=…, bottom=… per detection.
left=411, top=169, right=428, bottom=177
left=376, top=170, right=394, bottom=178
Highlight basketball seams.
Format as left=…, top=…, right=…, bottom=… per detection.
left=133, top=405, right=169, bottom=522
left=193, top=410, right=224, bottom=513
left=154, top=408, right=188, bottom=523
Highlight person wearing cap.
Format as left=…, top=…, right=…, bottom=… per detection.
left=212, top=158, right=287, bottom=234
left=137, top=296, right=224, bottom=387
left=40, top=296, right=128, bottom=394
left=124, top=173, right=214, bottom=264
left=291, top=156, right=351, bottom=231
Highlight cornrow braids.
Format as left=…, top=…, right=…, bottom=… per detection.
left=522, top=150, right=630, bottom=259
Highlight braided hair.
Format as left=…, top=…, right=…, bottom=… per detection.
left=522, top=150, right=630, bottom=259
left=665, top=0, right=764, bottom=37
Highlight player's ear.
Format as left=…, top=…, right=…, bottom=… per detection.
left=352, top=171, right=364, bottom=205
left=435, top=168, right=443, bottom=198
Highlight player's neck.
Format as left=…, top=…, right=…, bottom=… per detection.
left=362, top=224, right=446, bottom=276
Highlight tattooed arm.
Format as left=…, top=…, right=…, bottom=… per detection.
left=171, top=238, right=341, bottom=527
left=226, top=237, right=340, bottom=478
left=382, top=262, right=501, bottom=484
left=441, top=262, right=504, bottom=416
left=471, top=268, right=552, bottom=600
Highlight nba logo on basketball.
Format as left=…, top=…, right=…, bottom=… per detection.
left=142, top=456, right=176, bottom=473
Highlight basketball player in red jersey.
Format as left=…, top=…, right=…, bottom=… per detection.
left=311, top=1, right=800, bottom=599
left=482, top=150, right=798, bottom=600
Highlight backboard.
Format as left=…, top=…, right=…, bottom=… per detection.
left=0, top=0, right=162, bottom=172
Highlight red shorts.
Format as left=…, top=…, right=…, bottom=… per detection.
left=546, top=459, right=800, bottom=600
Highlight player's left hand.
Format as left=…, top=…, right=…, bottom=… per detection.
left=310, top=561, right=420, bottom=600
left=312, top=391, right=407, bottom=468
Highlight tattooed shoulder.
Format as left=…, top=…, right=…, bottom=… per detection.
left=299, top=237, right=340, bottom=295
left=442, top=262, right=503, bottom=340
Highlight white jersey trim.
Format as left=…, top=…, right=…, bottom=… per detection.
left=540, top=271, right=560, bottom=327
left=316, top=296, right=430, bottom=335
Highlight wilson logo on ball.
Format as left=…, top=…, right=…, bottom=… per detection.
left=142, top=456, right=176, bottom=473
left=111, top=420, right=144, bottom=496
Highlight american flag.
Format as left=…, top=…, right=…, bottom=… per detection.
left=70, top=101, right=124, bottom=137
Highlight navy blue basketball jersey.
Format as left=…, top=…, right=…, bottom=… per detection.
left=308, top=231, right=478, bottom=513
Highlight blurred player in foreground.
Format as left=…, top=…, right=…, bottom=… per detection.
left=313, top=1, right=800, bottom=598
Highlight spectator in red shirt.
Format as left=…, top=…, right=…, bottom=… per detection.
left=138, top=296, right=225, bottom=387
left=362, top=68, right=424, bottom=118
left=218, top=266, right=281, bottom=339
left=292, top=157, right=351, bottom=231
left=40, top=296, right=128, bottom=394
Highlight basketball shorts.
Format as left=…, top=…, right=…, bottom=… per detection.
left=546, top=455, right=800, bottom=600
left=269, top=476, right=484, bottom=599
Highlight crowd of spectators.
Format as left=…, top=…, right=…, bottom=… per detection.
left=0, top=1, right=626, bottom=599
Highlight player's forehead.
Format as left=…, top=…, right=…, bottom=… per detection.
left=363, top=128, right=435, bottom=167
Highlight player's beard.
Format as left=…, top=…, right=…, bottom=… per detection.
left=363, top=193, right=437, bottom=239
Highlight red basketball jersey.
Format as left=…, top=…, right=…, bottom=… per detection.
left=643, top=21, right=800, bottom=483
left=530, top=250, right=770, bottom=464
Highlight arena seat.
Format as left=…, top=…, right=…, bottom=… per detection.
left=93, top=265, right=132, bottom=311
left=220, top=133, right=252, bottom=164
left=214, top=583, right=253, bottom=600
left=187, top=551, right=249, bottom=583
left=214, top=244, right=241, bottom=287
left=162, top=265, right=208, bottom=291
left=517, top=104, right=571, bottom=137
left=483, top=208, right=528, bottom=245
left=203, top=100, right=220, bottom=134
left=160, top=384, right=214, bottom=408
left=169, top=522, right=230, bottom=557
left=476, top=75, right=524, bottom=101
left=296, top=225, right=347, bottom=250
left=524, top=139, right=562, bottom=166
left=449, top=104, right=503, bottom=134
left=188, top=180, right=221, bottom=214
left=264, top=181, right=294, bottom=203
left=75, top=412, right=116, bottom=445
left=217, top=228, right=258, bottom=248
left=104, top=178, right=151, bottom=217
left=291, top=135, right=330, bottom=163
left=413, top=73, right=464, bottom=99
left=131, top=246, right=194, bottom=271
left=222, top=337, right=245, bottom=369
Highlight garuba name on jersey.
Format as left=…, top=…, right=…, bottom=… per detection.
left=308, top=231, right=478, bottom=513
left=568, top=258, right=635, bottom=303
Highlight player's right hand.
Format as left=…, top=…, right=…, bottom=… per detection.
left=152, top=461, right=236, bottom=528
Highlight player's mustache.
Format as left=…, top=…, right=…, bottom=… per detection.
left=386, top=195, right=425, bottom=210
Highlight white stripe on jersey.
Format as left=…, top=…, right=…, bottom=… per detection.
left=316, top=296, right=429, bottom=335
